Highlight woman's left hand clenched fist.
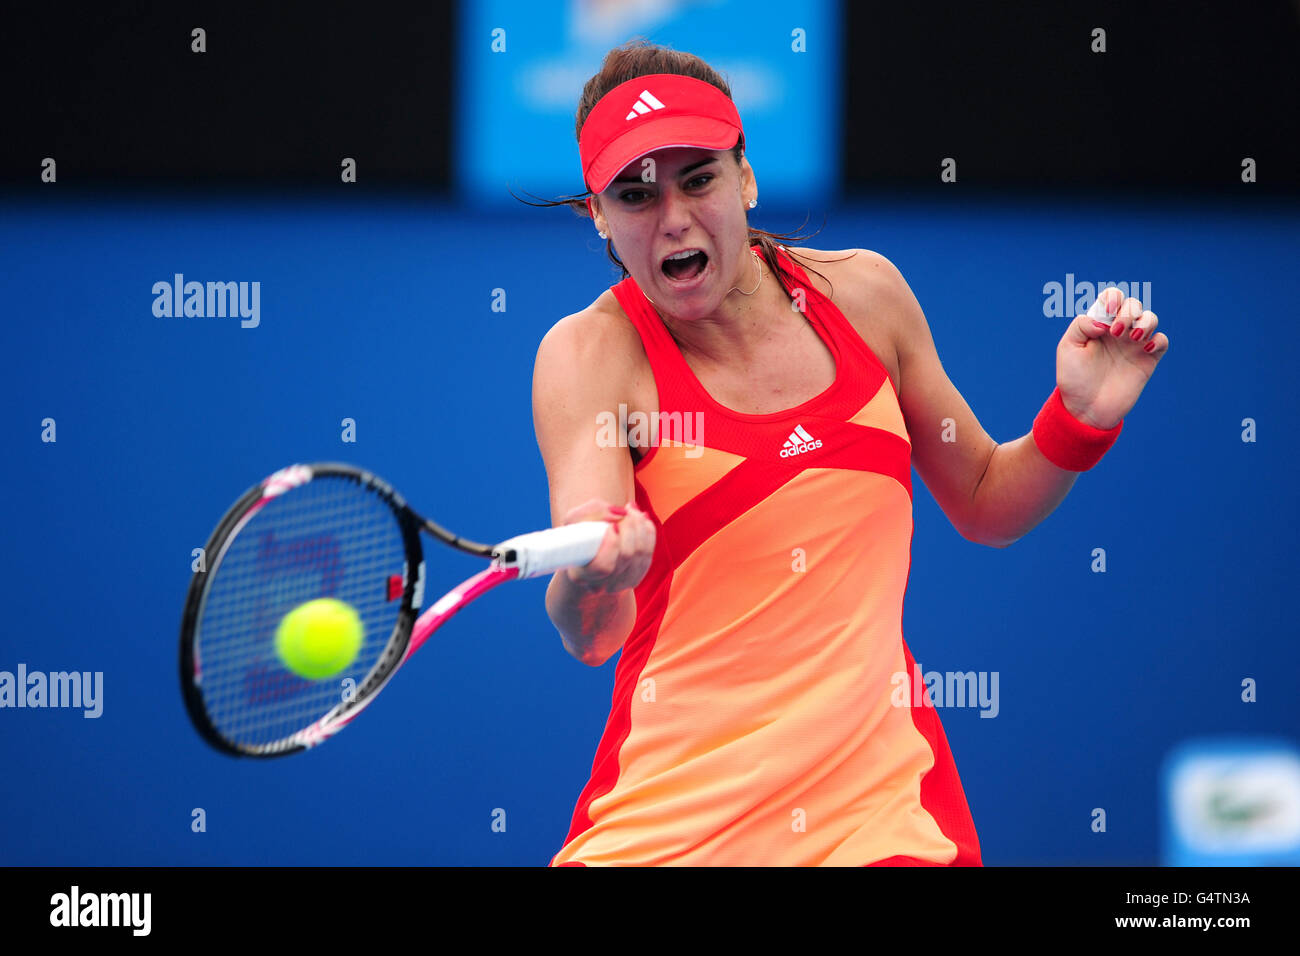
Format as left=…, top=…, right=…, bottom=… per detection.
left=1056, top=286, right=1169, bottom=430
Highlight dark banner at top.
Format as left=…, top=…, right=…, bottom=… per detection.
left=842, top=1, right=1300, bottom=193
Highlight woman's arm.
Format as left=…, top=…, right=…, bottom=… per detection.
left=857, top=251, right=1077, bottom=547
left=951, top=436, right=1080, bottom=549
left=532, top=307, right=656, bottom=664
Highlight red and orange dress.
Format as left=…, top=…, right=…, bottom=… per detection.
left=551, top=247, right=982, bottom=866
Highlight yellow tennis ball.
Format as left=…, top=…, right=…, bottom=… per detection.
left=275, top=598, right=364, bottom=680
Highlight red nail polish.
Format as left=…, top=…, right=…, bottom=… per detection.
left=1144, top=341, right=1156, bottom=352
left=1130, top=328, right=1144, bottom=341
left=610, top=506, right=627, bottom=516
left=1111, top=323, right=1124, bottom=337
left=1092, top=320, right=1111, bottom=332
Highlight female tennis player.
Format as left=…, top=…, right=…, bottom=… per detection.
left=529, top=41, right=1168, bottom=866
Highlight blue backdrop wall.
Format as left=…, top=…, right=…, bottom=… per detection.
left=1, top=191, right=1296, bottom=865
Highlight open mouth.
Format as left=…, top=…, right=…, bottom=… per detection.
left=661, top=249, right=709, bottom=282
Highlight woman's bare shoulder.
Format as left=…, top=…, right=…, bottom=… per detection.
left=780, top=245, right=900, bottom=283
left=534, top=290, right=649, bottom=392
left=775, top=245, right=907, bottom=303
left=541, top=289, right=638, bottom=349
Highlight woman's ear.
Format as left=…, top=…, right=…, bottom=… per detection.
left=738, top=155, right=758, bottom=206
left=586, top=196, right=608, bottom=237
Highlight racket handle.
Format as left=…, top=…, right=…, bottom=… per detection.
left=492, top=521, right=610, bottom=579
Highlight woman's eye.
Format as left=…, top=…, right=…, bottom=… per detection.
left=619, top=174, right=712, bottom=203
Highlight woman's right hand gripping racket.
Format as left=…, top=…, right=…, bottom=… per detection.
left=179, top=463, right=608, bottom=758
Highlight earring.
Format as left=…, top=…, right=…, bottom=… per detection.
left=747, top=199, right=757, bottom=209
left=598, top=231, right=608, bottom=239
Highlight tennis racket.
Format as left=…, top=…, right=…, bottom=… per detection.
left=179, top=462, right=607, bottom=758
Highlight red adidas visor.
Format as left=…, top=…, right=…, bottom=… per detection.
left=579, top=73, right=744, bottom=195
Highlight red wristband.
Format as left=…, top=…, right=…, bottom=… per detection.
left=1031, top=387, right=1122, bottom=471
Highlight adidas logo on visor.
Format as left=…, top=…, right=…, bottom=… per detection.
left=625, top=90, right=666, bottom=121
left=779, top=425, right=823, bottom=458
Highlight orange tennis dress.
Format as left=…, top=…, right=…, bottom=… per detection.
left=550, top=246, right=982, bottom=866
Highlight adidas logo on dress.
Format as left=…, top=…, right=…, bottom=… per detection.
left=779, top=424, right=823, bottom=458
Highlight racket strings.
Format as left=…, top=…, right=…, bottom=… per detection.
left=196, top=476, right=410, bottom=751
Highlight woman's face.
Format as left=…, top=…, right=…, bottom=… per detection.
left=592, top=146, right=758, bottom=321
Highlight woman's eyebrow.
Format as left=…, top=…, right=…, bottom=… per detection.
left=612, top=157, right=718, bottom=185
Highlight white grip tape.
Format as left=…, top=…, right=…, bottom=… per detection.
left=492, top=521, right=609, bottom=579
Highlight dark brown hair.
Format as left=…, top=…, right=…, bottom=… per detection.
left=515, top=38, right=847, bottom=301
